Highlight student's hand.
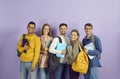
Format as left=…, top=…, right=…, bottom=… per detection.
left=84, top=49, right=88, bottom=54
left=23, top=43, right=29, bottom=50
left=30, top=67, right=35, bottom=71
left=44, top=47, right=48, bottom=51
left=61, top=50, right=66, bottom=55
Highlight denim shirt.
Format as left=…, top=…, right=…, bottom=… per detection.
left=82, top=34, right=102, bottom=67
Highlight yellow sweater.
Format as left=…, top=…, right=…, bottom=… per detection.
left=17, top=34, right=41, bottom=68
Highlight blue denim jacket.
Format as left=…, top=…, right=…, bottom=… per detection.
left=82, top=34, right=102, bottom=67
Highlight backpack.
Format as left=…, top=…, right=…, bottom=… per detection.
left=47, top=36, right=62, bottom=72
left=17, top=34, right=29, bottom=57
left=91, top=35, right=101, bottom=59
left=72, top=44, right=89, bottom=74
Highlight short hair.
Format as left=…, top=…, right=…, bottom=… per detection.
left=70, top=29, right=80, bottom=38
left=40, top=23, right=52, bottom=36
left=84, top=23, right=93, bottom=29
left=27, top=21, right=36, bottom=28
left=59, top=23, right=68, bottom=28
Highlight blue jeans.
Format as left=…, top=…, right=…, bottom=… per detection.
left=84, top=67, right=99, bottom=79
left=20, top=61, right=38, bottom=79
left=39, top=68, right=49, bottom=79
left=90, top=67, right=99, bottom=79
left=55, top=63, right=68, bottom=79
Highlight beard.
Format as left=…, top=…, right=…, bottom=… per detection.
left=61, top=32, right=66, bottom=35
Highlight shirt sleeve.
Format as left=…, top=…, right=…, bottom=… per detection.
left=49, top=37, right=62, bottom=54
left=31, top=36, right=41, bottom=68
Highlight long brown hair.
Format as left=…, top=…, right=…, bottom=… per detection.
left=40, top=23, right=52, bottom=36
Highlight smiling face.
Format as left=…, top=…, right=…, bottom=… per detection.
left=84, top=25, right=93, bottom=36
left=27, top=24, right=35, bottom=34
left=70, top=29, right=79, bottom=42
left=59, top=25, right=67, bottom=35
left=70, top=31, right=78, bottom=41
left=43, top=25, right=50, bottom=35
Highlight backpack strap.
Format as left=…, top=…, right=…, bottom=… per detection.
left=56, top=36, right=62, bottom=43
left=23, top=34, right=26, bottom=38
left=91, top=34, right=96, bottom=49
left=79, top=44, right=83, bottom=52
left=91, top=34, right=101, bottom=59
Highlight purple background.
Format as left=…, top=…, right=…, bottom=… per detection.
left=0, top=0, right=120, bottom=79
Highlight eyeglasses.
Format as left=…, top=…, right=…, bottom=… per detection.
left=84, top=28, right=92, bottom=30
left=28, top=26, right=35, bottom=29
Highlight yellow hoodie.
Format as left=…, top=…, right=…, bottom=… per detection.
left=17, top=34, right=41, bottom=68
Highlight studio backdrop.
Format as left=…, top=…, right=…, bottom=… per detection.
left=0, top=0, right=120, bottom=79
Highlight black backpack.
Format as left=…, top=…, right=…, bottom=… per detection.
left=47, top=36, right=62, bottom=72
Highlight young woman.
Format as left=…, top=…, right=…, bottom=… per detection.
left=39, top=23, right=53, bottom=79
left=68, top=29, right=82, bottom=79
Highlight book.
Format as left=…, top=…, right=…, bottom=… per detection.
left=56, top=43, right=66, bottom=58
left=84, top=42, right=95, bottom=59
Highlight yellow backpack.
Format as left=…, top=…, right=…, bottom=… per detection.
left=72, top=45, right=89, bottom=74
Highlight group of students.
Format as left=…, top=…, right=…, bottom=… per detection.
left=17, top=21, right=102, bottom=79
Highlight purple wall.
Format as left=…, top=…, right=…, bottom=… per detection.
left=0, top=0, right=120, bottom=79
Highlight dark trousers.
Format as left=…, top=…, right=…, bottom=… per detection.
left=61, top=64, right=68, bottom=79
left=49, top=63, right=68, bottom=79
left=69, top=65, right=79, bottom=79
left=55, top=63, right=68, bottom=79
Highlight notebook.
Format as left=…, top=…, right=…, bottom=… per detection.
left=56, top=43, right=66, bottom=58
left=84, top=42, right=95, bottom=59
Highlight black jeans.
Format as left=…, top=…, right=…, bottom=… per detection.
left=69, top=65, right=79, bottom=79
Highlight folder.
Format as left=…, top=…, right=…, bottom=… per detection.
left=84, top=42, right=95, bottom=59
left=56, top=43, right=66, bottom=58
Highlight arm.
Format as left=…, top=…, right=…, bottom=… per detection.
left=49, top=37, right=62, bottom=54
left=31, top=37, right=41, bottom=70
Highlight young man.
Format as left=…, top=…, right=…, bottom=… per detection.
left=49, top=23, right=70, bottom=79
left=82, top=23, right=102, bottom=79
left=17, top=21, right=41, bottom=79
